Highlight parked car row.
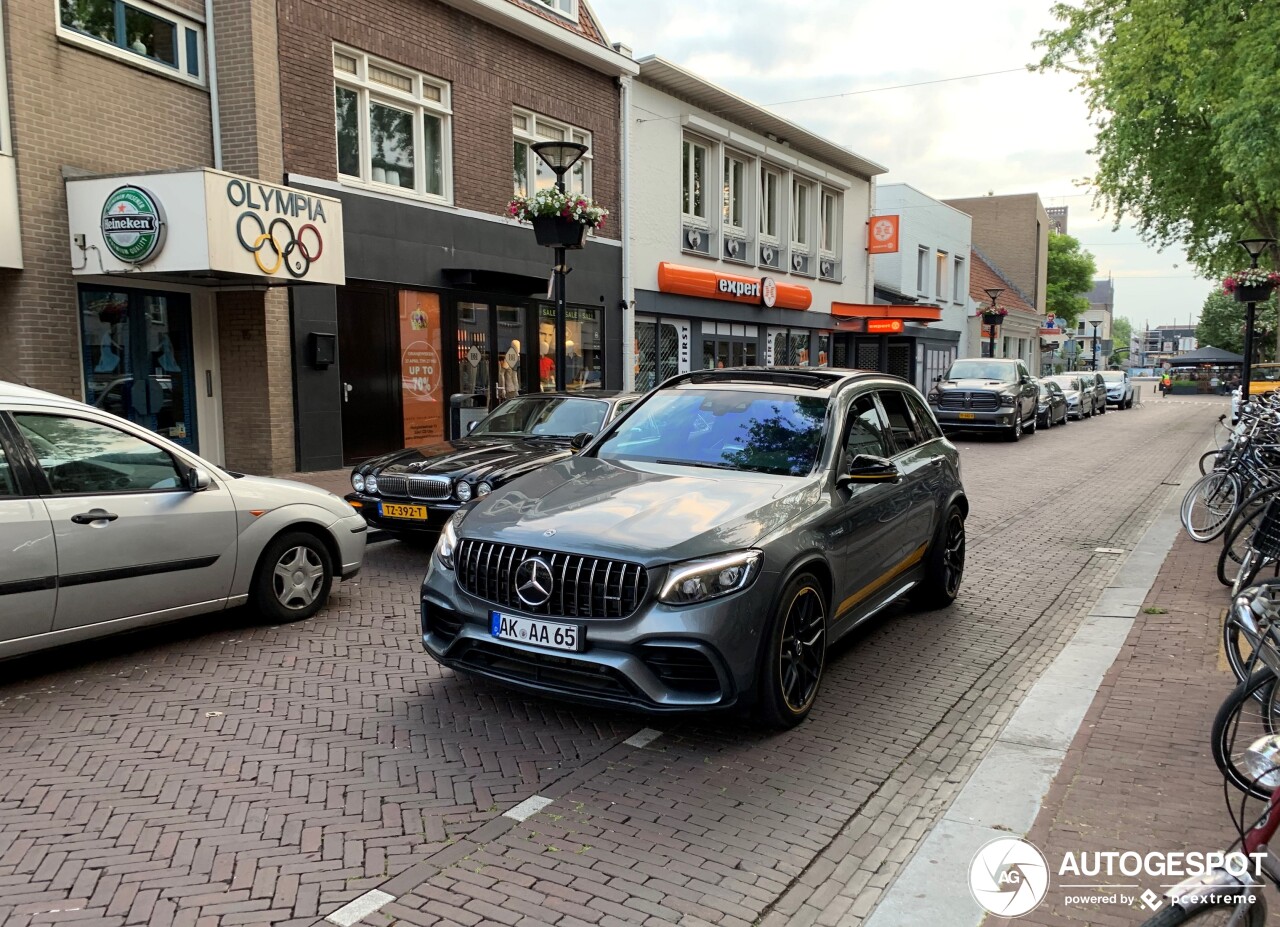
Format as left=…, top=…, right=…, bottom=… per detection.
left=927, top=358, right=1136, bottom=441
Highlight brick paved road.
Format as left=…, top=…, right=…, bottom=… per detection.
left=0, top=396, right=1226, bottom=927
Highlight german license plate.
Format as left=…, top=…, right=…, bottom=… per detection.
left=958, top=412, right=976, bottom=420
left=491, top=611, right=580, bottom=652
left=380, top=502, right=430, bottom=520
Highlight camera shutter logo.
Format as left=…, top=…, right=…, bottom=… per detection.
left=101, top=186, right=166, bottom=264
left=968, top=837, right=1049, bottom=917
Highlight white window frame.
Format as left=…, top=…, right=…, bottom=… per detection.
left=917, top=247, right=929, bottom=292
left=681, top=135, right=711, bottom=226
left=759, top=164, right=782, bottom=243
left=55, top=0, right=206, bottom=87
left=533, top=0, right=578, bottom=21
left=334, top=45, right=453, bottom=204
left=819, top=188, right=840, bottom=257
left=953, top=256, right=965, bottom=303
left=513, top=108, right=592, bottom=199
left=935, top=251, right=947, bottom=301
left=722, top=150, right=751, bottom=233
left=791, top=176, right=814, bottom=250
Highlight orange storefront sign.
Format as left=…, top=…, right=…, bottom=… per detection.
left=868, top=215, right=900, bottom=254
left=656, top=262, right=812, bottom=310
left=399, top=291, right=444, bottom=445
left=866, top=318, right=905, bottom=334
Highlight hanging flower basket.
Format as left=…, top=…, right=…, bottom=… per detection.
left=1223, top=269, right=1280, bottom=303
left=530, top=216, right=587, bottom=250
left=981, top=312, right=1005, bottom=326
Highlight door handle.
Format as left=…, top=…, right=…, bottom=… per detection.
left=343, top=382, right=353, bottom=403
left=71, top=510, right=118, bottom=525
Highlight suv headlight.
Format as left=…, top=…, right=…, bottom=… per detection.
left=455, top=480, right=472, bottom=503
left=434, top=512, right=461, bottom=570
left=658, top=550, right=762, bottom=606
left=352, top=472, right=365, bottom=493
left=926, top=390, right=940, bottom=405
left=999, top=393, right=1016, bottom=408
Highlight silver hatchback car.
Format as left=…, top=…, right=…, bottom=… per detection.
left=0, top=381, right=367, bottom=658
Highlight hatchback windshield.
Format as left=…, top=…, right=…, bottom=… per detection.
left=946, top=360, right=1018, bottom=382
left=471, top=396, right=607, bottom=438
left=596, top=388, right=829, bottom=476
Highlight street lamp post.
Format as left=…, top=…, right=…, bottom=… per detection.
left=531, top=140, right=589, bottom=392
left=983, top=287, right=1004, bottom=359
left=1238, top=237, right=1277, bottom=402
left=1091, top=319, right=1102, bottom=371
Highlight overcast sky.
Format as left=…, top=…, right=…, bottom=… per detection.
left=592, top=0, right=1212, bottom=332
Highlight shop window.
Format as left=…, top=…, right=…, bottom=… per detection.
left=58, top=0, right=204, bottom=84
left=791, top=178, right=812, bottom=249
left=682, top=137, right=709, bottom=223
left=769, top=329, right=810, bottom=367
left=759, top=166, right=781, bottom=241
left=636, top=319, right=682, bottom=391
left=723, top=152, right=748, bottom=232
left=820, top=189, right=840, bottom=255
left=334, top=46, right=451, bottom=202
left=539, top=305, right=603, bottom=390
left=817, top=333, right=831, bottom=368
left=534, top=0, right=577, bottom=19
left=514, top=109, right=591, bottom=198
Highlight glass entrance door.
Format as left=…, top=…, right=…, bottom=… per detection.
left=454, top=301, right=532, bottom=436
left=79, top=286, right=197, bottom=450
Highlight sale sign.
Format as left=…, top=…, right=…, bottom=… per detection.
left=399, top=291, right=444, bottom=445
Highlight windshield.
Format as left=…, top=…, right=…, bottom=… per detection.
left=946, top=360, right=1017, bottom=383
left=470, top=396, right=608, bottom=438
left=596, top=388, right=829, bottom=477
left=1100, top=372, right=1125, bottom=383
left=1255, top=366, right=1280, bottom=383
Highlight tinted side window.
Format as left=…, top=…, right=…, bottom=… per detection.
left=842, top=394, right=890, bottom=461
left=0, top=443, right=13, bottom=495
left=903, top=393, right=942, bottom=442
left=877, top=391, right=925, bottom=454
left=14, top=414, right=183, bottom=495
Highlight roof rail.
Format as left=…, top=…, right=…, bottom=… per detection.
left=661, top=367, right=889, bottom=391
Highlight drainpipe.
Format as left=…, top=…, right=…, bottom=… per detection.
left=205, top=0, right=222, bottom=170
left=616, top=59, right=635, bottom=392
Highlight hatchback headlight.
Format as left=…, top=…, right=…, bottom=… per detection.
left=455, top=480, right=472, bottom=503
left=435, top=513, right=461, bottom=570
left=366, top=474, right=379, bottom=494
left=659, top=550, right=763, bottom=606
left=352, top=472, right=365, bottom=493
left=476, top=481, right=493, bottom=497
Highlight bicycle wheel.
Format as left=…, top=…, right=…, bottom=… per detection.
left=1137, top=901, right=1265, bottom=927
left=1211, top=669, right=1280, bottom=799
left=1219, top=488, right=1276, bottom=586
left=1199, top=448, right=1224, bottom=475
left=1182, top=472, right=1242, bottom=542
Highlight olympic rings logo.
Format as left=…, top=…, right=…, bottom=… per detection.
left=236, top=212, right=324, bottom=278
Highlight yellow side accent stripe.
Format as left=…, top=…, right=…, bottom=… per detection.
left=835, top=542, right=928, bottom=619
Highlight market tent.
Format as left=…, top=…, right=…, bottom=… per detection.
left=1170, top=346, right=1245, bottom=365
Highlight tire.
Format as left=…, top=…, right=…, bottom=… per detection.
left=1223, top=603, right=1269, bottom=685
left=911, top=506, right=965, bottom=610
left=1181, top=472, right=1242, bottom=542
left=1231, top=548, right=1267, bottom=598
left=251, top=530, right=335, bottom=623
left=1211, top=669, right=1280, bottom=799
left=756, top=573, right=827, bottom=729
left=1218, top=489, right=1276, bottom=586
left=1138, top=902, right=1266, bottom=927
left=1007, top=414, right=1023, bottom=442
left=1200, top=449, right=1224, bottom=476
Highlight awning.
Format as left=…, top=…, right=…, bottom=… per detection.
left=66, top=168, right=345, bottom=286
left=830, top=303, right=941, bottom=324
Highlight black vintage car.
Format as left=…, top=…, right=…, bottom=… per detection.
left=346, top=392, right=639, bottom=538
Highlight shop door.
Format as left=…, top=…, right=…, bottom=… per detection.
left=79, top=286, right=198, bottom=450
left=338, top=286, right=401, bottom=464
left=453, top=302, right=532, bottom=436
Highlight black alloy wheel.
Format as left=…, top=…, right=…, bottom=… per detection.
left=758, top=574, right=827, bottom=728
left=913, top=506, right=966, bottom=609
left=1007, top=414, right=1023, bottom=442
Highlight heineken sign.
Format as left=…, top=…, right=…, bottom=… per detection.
left=100, top=185, right=166, bottom=264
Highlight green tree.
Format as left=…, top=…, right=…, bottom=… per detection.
left=1046, top=232, right=1097, bottom=325
left=1196, top=291, right=1280, bottom=361
left=1036, top=1, right=1280, bottom=275
left=1110, top=316, right=1133, bottom=365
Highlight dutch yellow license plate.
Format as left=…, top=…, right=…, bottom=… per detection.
left=958, top=412, right=976, bottom=420
left=380, top=502, right=429, bottom=520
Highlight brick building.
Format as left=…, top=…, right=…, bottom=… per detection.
left=0, top=0, right=633, bottom=473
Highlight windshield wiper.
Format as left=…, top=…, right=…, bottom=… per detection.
left=654, top=459, right=737, bottom=470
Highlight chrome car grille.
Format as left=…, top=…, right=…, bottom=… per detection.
left=455, top=540, right=648, bottom=619
left=376, top=474, right=452, bottom=501
left=939, top=391, right=1000, bottom=411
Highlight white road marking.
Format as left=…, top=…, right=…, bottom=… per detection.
left=504, top=795, right=553, bottom=822
left=325, top=889, right=395, bottom=926
left=624, top=727, right=663, bottom=748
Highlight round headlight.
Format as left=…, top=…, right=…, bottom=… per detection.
left=366, top=474, right=379, bottom=494
left=1243, top=735, right=1280, bottom=790
left=352, top=472, right=365, bottom=493
left=476, top=481, right=493, bottom=497
left=455, top=480, right=472, bottom=503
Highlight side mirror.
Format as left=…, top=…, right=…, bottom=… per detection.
left=569, top=432, right=593, bottom=451
left=187, top=467, right=212, bottom=491
left=837, top=454, right=901, bottom=489
left=934, top=375, right=943, bottom=383
left=466, top=420, right=478, bottom=434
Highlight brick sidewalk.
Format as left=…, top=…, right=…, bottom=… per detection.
left=993, top=529, right=1273, bottom=926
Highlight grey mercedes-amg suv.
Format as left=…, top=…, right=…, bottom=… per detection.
left=420, top=368, right=967, bottom=727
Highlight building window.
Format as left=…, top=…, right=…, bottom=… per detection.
left=917, top=247, right=929, bottom=292
left=682, top=137, right=709, bottom=223
left=953, top=257, right=965, bottom=303
left=936, top=251, right=947, bottom=300
left=792, top=178, right=812, bottom=248
left=759, top=166, right=781, bottom=240
left=513, top=110, right=591, bottom=198
left=58, top=0, right=204, bottom=84
left=820, top=189, right=840, bottom=255
left=334, top=47, right=451, bottom=202
left=723, top=152, right=748, bottom=231
left=533, top=0, right=577, bottom=19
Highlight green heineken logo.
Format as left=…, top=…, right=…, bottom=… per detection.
left=101, top=186, right=165, bottom=263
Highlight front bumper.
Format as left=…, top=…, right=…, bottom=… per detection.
left=419, top=558, right=778, bottom=712
left=931, top=408, right=1018, bottom=431
left=345, top=492, right=460, bottom=533
left=1106, top=391, right=1127, bottom=405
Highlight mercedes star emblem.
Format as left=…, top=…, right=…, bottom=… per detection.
left=514, top=557, right=554, bottom=607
